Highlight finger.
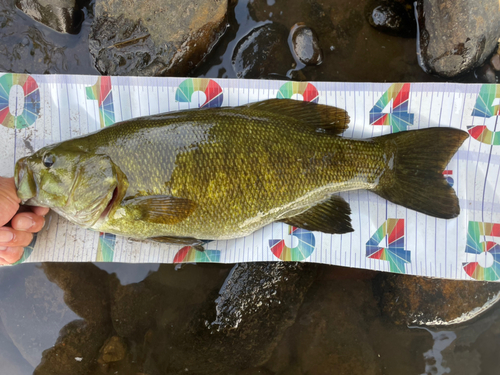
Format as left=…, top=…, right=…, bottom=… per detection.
left=11, top=212, right=45, bottom=233
left=31, top=206, right=50, bottom=216
left=0, top=228, right=33, bottom=248
left=0, top=177, right=20, bottom=227
left=0, top=247, right=24, bottom=265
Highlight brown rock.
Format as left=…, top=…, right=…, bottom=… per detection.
left=416, top=0, right=500, bottom=77
left=90, top=0, right=228, bottom=76
left=98, top=336, right=127, bottom=364
left=491, top=53, right=500, bottom=71
left=374, top=274, right=500, bottom=325
left=34, top=320, right=110, bottom=375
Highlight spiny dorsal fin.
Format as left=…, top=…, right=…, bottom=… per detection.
left=280, top=195, right=353, bottom=234
left=241, top=99, right=350, bottom=135
left=123, top=195, right=197, bottom=225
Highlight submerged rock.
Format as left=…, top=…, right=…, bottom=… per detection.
left=265, top=272, right=380, bottom=375
left=290, top=23, right=323, bottom=66
left=16, top=0, right=85, bottom=34
left=367, top=0, right=416, bottom=37
left=416, top=0, right=500, bottom=78
left=34, top=320, right=110, bottom=375
left=89, top=0, right=227, bottom=76
left=97, top=336, right=127, bottom=364
left=232, top=23, right=295, bottom=78
left=374, top=274, right=500, bottom=326
left=148, top=262, right=318, bottom=374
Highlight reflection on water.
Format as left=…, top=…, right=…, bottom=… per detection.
left=420, top=330, right=456, bottom=375
left=0, top=262, right=499, bottom=374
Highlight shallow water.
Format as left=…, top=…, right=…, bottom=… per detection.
left=1, top=0, right=500, bottom=374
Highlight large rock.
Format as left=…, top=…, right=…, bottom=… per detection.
left=416, top=0, right=500, bottom=78
left=146, top=262, right=318, bottom=375
left=89, top=0, right=228, bottom=76
left=374, top=273, right=500, bottom=325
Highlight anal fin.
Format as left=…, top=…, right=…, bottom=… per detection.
left=280, top=195, right=353, bottom=235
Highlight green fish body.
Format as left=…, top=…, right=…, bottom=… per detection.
left=15, top=99, right=468, bottom=246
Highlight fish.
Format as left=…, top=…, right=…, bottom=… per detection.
left=14, top=99, right=468, bottom=248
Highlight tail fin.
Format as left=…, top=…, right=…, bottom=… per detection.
left=373, top=128, right=468, bottom=219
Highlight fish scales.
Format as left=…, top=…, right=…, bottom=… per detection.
left=90, top=108, right=385, bottom=239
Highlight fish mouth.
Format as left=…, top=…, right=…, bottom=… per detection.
left=15, top=158, right=38, bottom=204
left=100, top=186, right=119, bottom=220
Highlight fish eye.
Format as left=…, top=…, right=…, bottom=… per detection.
left=43, top=154, right=56, bottom=168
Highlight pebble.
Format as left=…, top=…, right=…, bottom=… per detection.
left=368, top=1, right=416, bottom=37
left=490, top=53, right=500, bottom=71
left=290, top=23, right=323, bottom=66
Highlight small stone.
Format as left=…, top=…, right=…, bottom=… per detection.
left=368, top=1, right=416, bottom=37
left=490, top=53, right=500, bottom=71
left=232, top=23, right=295, bottom=78
left=374, top=273, right=500, bottom=326
left=98, top=336, right=127, bottom=364
left=290, top=23, right=323, bottom=66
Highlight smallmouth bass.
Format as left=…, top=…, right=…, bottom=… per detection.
left=15, top=99, right=468, bottom=248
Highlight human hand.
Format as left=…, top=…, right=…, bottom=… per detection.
left=0, top=176, right=49, bottom=264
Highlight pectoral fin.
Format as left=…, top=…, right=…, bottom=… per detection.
left=123, top=195, right=197, bottom=225
left=280, top=195, right=353, bottom=234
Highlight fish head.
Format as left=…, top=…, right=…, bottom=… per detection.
left=15, top=142, right=124, bottom=228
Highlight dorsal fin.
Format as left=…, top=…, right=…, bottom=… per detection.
left=241, top=99, right=350, bottom=135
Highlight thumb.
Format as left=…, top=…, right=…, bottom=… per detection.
left=0, top=176, right=21, bottom=227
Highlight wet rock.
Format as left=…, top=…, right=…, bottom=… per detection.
left=0, top=264, right=79, bottom=368
left=490, top=53, right=500, bottom=71
left=374, top=274, right=500, bottom=325
left=109, top=264, right=230, bottom=340
left=97, top=336, right=127, bottom=364
left=232, top=23, right=295, bottom=78
left=367, top=0, right=416, bottom=37
left=416, top=0, right=500, bottom=78
left=147, top=262, right=317, bottom=374
left=16, top=0, right=85, bottom=34
left=34, top=320, right=110, bottom=375
left=290, top=23, right=323, bottom=66
left=89, top=0, right=227, bottom=76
